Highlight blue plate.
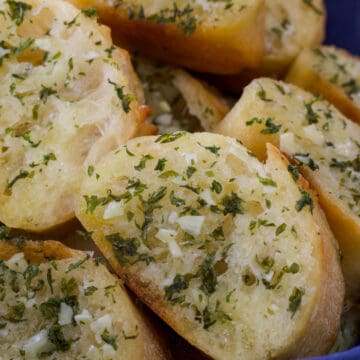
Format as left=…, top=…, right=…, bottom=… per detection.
left=325, top=0, right=360, bottom=55
left=308, top=1, right=360, bottom=359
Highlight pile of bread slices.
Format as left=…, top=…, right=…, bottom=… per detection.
left=1, top=0, right=360, bottom=359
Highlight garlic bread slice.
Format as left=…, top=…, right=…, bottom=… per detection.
left=216, top=78, right=360, bottom=294
left=263, top=0, right=325, bottom=76
left=286, top=46, right=360, bottom=125
left=67, top=0, right=265, bottom=75
left=193, top=0, right=325, bottom=94
left=133, top=57, right=229, bottom=133
left=0, top=0, right=145, bottom=232
left=0, top=239, right=169, bottom=359
left=76, top=132, right=344, bottom=359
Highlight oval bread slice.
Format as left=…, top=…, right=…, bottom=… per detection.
left=0, top=239, right=169, bottom=359
left=133, top=57, right=230, bottom=134
left=215, top=78, right=360, bottom=294
left=76, top=132, right=344, bottom=359
left=194, top=0, right=325, bottom=94
left=262, top=0, right=325, bottom=76
left=0, top=0, right=145, bottom=232
left=286, top=46, right=360, bottom=125
left=67, top=0, right=265, bottom=75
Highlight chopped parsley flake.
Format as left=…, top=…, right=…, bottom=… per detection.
left=295, top=190, right=314, bottom=212
left=288, top=287, right=305, bottom=317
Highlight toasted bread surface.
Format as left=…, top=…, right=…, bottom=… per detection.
left=67, top=0, right=265, bottom=74
left=201, top=0, right=326, bottom=94
left=0, top=0, right=144, bottom=232
left=286, top=46, right=360, bottom=125
left=0, top=239, right=170, bottom=359
left=76, top=132, right=344, bottom=359
left=263, top=0, right=325, bottom=75
left=133, top=57, right=229, bottom=134
left=193, top=0, right=325, bottom=94
left=216, top=78, right=360, bottom=294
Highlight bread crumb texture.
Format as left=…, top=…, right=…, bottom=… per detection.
left=217, top=78, right=360, bottom=220
left=215, top=78, right=360, bottom=292
left=300, top=47, right=360, bottom=106
left=264, top=0, right=324, bottom=71
left=133, top=57, right=229, bottom=134
left=0, top=250, right=144, bottom=359
left=0, top=0, right=141, bottom=231
left=76, top=132, right=343, bottom=359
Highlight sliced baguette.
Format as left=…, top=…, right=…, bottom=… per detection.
left=0, top=0, right=145, bottom=232
left=262, top=0, right=325, bottom=76
left=286, top=46, right=360, bottom=125
left=0, top=239, right=169, bottom=359
left=195, top=0, right=325, bottom=94
left=215, top=78, right=360, bottom=294
left=67, top=0, right=265, bottom=75
left=133, top=57, right=230, bottom=133
left=76, top=132, right=344, bottom=359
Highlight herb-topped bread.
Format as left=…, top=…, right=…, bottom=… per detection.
left=215, top=78, right=360, bottom=294
left=286, top=46, right=360, bottom=124
left=263, top=0, right=325, bottom=76
left=0, top=239, right=169, bottom=359
left=133, top=57, right=230, bottom=133
left=197, top=0, right=325, bottom=93
left=0, top=0, right=145, bottom=232
left=67, top=0, right=266, bottom=74
left=76, top=132, right=344, bottom=359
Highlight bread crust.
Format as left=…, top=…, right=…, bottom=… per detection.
left=215, top=78, right=360, bottom=295
left=301, top=166, right=360, bottom=296
left=172, top=69, right=229, bottom=131
left=68, top=0, right=265, bottom=74
left=0, top=0, right=144, bottom=232
left=191, top=0, right=325, bottom=94
left=286, top=47, right=360, bottom=125
left=263, top=145, right=344, bottom=358
left=76, top=132, right=344, bottom=359
left=0, top=239, right=171, bottom=360
left=132, top=56, right=230, bottom=134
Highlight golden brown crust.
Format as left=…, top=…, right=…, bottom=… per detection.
left=215, top=78, right=360, bottom=296
left=172, top=69, right=229, bottom=131
left=300, top=167, right=360, bottom=296
left=286, top=47, right=360, bottom=125
left=265, top=144, right=344, bottom=357
left=0, top=0, right=145, bottom=232
left=0, top=239, right=83, bottom=263
left=190, top=0, right=326, bottom=94
left=76, top=132, right=344, bottom=359
left=0, top=239, right=171, bottom=359
left=68, top=0, right=265, bottom=74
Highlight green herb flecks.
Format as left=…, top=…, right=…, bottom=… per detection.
left=6, top=0, right=32, bottom=25
left=221, top=192, right=245, bottom=216
left=66, top=255, right=90, bottom=273
left=288, top=164, right=299, bottom=181
left=155, top=132, right=186, bottom=144
left=48, top=324, right=71, bottom=352
left=164, top=273, right=193, bottom=303
left=293, top=153, right=319, bottom=171
left=295, top=190, right=314, bottom=213
left=81, top=7, right=98, bottom=18
left=260, top=118, right=282, bottom=134
left=288, top=287, right=305, bottom=317
left=134, top=154, right=153, bottom=171
left=101, top=328, right=118, bottom=350
left=108, top=79, right=136, bottom=113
